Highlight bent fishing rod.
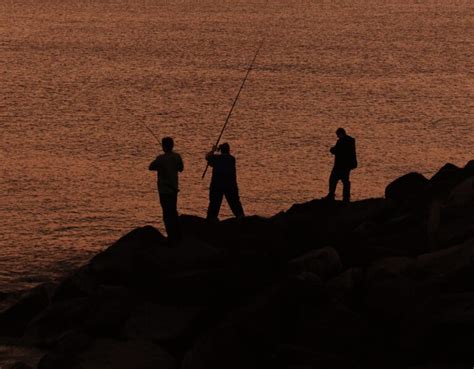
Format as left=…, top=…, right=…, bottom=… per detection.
left=201, top=38, right=265, bottom=179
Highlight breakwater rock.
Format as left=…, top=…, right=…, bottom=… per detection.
left=1, top=161, right=474, bottom=369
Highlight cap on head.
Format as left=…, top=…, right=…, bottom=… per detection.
left=336, top=128, right=346, bottom=137
left=219, top=142, right=230, bottom=154
left=162, top=136, right=174, bottom=152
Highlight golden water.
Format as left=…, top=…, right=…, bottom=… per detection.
left=1, top=0, right=472, bottom=291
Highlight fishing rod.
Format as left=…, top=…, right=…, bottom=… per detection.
left=202, top=38, right=265, bottom=179
left=118, top=96, right=161, bottom=145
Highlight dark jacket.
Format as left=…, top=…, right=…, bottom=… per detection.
left=330, top=135, right=357, bottom=170
left=207, top=153, right=238, bottom=190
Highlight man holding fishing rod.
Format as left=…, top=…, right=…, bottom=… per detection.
left=205, top=143, right=245, bottom=221
left=149, top=137, right=184, bottom=244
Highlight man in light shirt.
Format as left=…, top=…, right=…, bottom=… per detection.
left=149, top=137, right=184, bottom=244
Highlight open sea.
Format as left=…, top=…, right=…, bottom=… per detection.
left=1, top=0, right=473, bottom=292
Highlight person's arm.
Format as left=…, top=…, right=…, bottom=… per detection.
left=149, top=156, right=160, bottom=171
left=177, top=155, right=184, bottom=173
left=206, top=146, right=217, bottom=166
left=330, top=140, right=340, bottom=155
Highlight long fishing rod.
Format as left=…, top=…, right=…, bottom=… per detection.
left=201, top=38, right=265, bottom=179
left=119, top=97, right=161, bottom=144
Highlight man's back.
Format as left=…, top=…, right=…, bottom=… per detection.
left=332, top=135, right=357, bottom=170
left=207, top=154, right=238, bottom=189
left=149, top=151, right=184, bottom=194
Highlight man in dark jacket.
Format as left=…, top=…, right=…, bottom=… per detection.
left=206, top=142, right=245, bottom=221
left=149, top=136, right=184, bottom=243
left=326, top=128, right=357, bottom=202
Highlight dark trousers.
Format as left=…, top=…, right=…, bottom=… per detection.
left=329, top=168, right=351, bottom=202
left=159, top=192, right=181, bottom=243
left=207, top=187, right=245, bottom=221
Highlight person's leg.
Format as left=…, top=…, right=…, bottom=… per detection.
left=341, top=170, right=351, bottom=203
left=327, top=168, right=339, bottom=199
left=159, top=192, right=181, bottom=243
left=207, top=188, right=224, bottom=221
left=225, top=187, right=245, bottom=218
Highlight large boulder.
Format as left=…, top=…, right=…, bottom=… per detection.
left=410, top=237, right=474, bottom=279
left=385, top=172, right=428, bottom=207
left=445, top=176, right=474, bottom=209
left=365, top=257, right=413, bottom=283
left=289, top=302, right=370, bottom=364
left=122, top=303, right=204, bottom=344
left=24, top=285, right=135, bottom=346
left=400, top=293, right=474, bottom=359
left=429, top=163, right=462, bottom=183
left=326, top=268, right=364, bottom=307
left=0, top=283, right=54, bottom=337
left=88, top=226, right=166, bottom=285
left=181, top=284, right=294, bottom=369
left=462, top=159, right=474, bottom=178
left=288, top=247, right=342, bottom=281
left=38, top=338, right=176, bottom=369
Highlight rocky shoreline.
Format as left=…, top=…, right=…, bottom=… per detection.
left=1, top=161, right=474, bottom=369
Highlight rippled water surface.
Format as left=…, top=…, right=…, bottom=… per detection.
left=1, top=0, right=473, bottom=291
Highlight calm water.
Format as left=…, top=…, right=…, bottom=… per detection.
left=1, top=0, right=473, bottom=292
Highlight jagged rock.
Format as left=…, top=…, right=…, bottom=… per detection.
left=23, top=298, right=89, bottom=346
left=326, top=268, right=364, bottom=306
left=38, top=338, right=176, bottom=369
left=275, top=344, right=352, bottom=369
left=385, top=172, right=428, bottom=206
left=0, top=283, right=54, bottom=337
left=463, top=160, right=474, bottom=177
left=181, top=285, right=293, bottom=369
left=24, top=285, right=134, bottom=346
left=5, top=363, right=33, bottom=369
left=288, top=247, right=342, bottom=281
left=290, top=302, right=370, bottom=356
left=445, top=176, right=474, bottom=209
left=412, top=237, right=474, bottom=279
left=364, top=275, right=418, bottom=322
left=52, top=265, right=98, bottom=301
left=6, top=161, right=474, bottom=368
left=430, top=163, right=462, bottom=183
left=400, top=293, right=474, bottom=359
left=122, top=303, right=204, bottom=343
left=89, top=226, right=166, bottom=285
left=366, top=257, right=413, bottom=283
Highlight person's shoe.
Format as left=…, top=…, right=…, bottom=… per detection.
left=322, top=194, right=335, bottom=201
left=206, top=217, right=219, bottom=224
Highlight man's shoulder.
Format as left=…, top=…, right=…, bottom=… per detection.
left=160, top=152, right=182, bottom=159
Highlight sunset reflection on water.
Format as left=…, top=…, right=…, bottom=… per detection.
left=1, top=0, right=473, bottom=290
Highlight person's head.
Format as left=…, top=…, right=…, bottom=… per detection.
left=162, top=136, right=174, bottom=153
left=336, top=128, right=346, bottom=138
left=218, top=142, right=230, bottom=154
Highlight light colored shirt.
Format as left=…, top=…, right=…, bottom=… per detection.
left=149, top=151, right=184, bottom=194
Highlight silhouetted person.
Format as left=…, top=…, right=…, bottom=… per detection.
left=206, top=142, right=245, bottom=221
left=149, top=137, right=184, bottom=244
left=326, top=128, right=357, bottom=202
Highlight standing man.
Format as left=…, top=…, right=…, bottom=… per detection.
left=206, top=142, right=245, bottom=221
left=325, top=128, right=357, bottom=203
left=149, top=137, right=184, bottom=244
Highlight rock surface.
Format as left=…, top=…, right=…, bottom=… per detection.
left=1, top=161, right=474, bottom=369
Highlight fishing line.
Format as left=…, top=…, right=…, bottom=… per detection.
left=117, top=95, right=161, bottom=145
